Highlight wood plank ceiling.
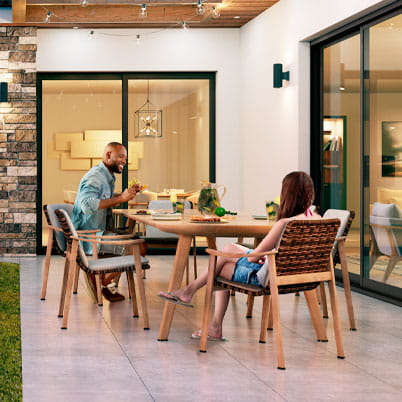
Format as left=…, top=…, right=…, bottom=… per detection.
left=11, top=0, right=281, bottom=28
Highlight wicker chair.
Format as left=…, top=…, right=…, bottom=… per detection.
left=319, top=209, right=356, bottom=330
left=41, top=204, right=74, bottom=301
left=55, top=209, right=149, bottom=330
left=199, top=219, right=344, bottom=370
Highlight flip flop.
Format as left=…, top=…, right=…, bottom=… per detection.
left=158, top=291, right=194, bottom=308
left=191, top=329, right=226, bottom=342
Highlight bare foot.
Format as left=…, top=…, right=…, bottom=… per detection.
left=158, top=289, right=192, bottom=304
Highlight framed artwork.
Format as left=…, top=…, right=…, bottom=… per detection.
left=382, top=121, right=402, bottom=177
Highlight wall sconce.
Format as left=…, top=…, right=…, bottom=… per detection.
left=0, top=82, right=8, bottom=102
left=273, top=64, right=290, bottom=88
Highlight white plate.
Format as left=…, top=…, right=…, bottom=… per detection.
left=252, top=215, right=268, bottom=220
left=152, top=214, right=182, bottom=221
left=190, top=218, right=228, bottom=224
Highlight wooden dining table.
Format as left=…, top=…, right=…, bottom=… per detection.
left=118, top=209, right=273, bottom=341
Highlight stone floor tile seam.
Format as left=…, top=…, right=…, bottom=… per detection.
left=103, top=316, right=157, bottom=401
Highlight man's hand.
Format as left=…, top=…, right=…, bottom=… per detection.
left=120, top=186, right=139, bottom=203
left=98, top=185, right=139, bottom=209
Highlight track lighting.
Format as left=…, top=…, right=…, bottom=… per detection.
left=180, top=20, right=188, bottom=30
left=44, top=11, right=52, bottom=23
left=196, top=0, right=205, bottom=16
left=212, top=6, right=220, bottom=18
left=139, top=4, right=147, bottom=18
left=81, top=0, right=88, bottom=7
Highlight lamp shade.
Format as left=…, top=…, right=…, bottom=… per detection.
left=0, top=82, right=8, bottom=102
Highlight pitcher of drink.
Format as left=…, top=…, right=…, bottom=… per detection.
left=197, top=181, right=226, bottom=215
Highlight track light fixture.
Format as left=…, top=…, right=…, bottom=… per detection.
left=180, top=20, right=188, bottom=30
left=196, top=0, right=205, bottom=16
left=81, top=0, right=88, bottom=7
left=212, top=6, right=220, bottom=18
left=44, top=11, right=52, bottom=23
left=139, top=4, right=147, bottom=18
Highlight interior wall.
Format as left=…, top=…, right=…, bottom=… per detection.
left=127, top=87, right=209, bottom=192
left=370, top=92, right=402, bottom=199
left=36, top=29, right=242, bottom=211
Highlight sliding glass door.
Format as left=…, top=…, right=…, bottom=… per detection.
left=37, top=72, right=215, bottom=253
left=363, top=13, right=402, bottom=294
left=311, top=6, right=402, bottom=302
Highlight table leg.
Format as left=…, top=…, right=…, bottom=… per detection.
left=158, top=234, right=193, bottom=341
left=206, top=237, right=217, bottom=249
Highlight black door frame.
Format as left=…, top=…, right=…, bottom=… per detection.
left=310, top=1, right=402, bottom=304
left=36, top=71, right=216, bottom=254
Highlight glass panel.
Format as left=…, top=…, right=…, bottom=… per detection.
left=366, top=13, right=402, bottom=287
left=127, top=79, right=210, bottom=205
left=323, top=34, right=361, bottom=275
left=41, top=80, right=122, bottom=246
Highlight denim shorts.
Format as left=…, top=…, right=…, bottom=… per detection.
left=231, top=250, right=263, bottom=286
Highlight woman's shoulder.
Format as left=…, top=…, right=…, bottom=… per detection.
left=292, top=212, right=322, bottom=220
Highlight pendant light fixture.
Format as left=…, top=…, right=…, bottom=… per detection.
left=134, top=80, right=162, bottom=138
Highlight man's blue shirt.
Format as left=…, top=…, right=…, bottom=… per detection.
left=72, top=162, right=115, bottom=254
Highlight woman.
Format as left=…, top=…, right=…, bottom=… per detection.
left=158, top=171, right=321, bottom=340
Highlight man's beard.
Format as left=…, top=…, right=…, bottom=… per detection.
left=110, top=163, right=123, bottom=174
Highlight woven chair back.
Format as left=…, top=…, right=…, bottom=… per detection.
left=55, top=208, right=89, bottom=268
left=275, top=219, right=340, bottom=277
left=43, top=204, right=74, bottom=253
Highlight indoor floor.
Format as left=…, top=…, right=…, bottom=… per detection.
left=2, top=254, right=402, bottom=402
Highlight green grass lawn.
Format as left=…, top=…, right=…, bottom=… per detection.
left=0, top=262, right=22, bottom=402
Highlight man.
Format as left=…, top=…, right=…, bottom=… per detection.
left=72, top=142, right=144, bottom=302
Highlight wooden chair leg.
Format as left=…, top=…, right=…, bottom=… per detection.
left=270, top=284, right=285, bottom=369
left=95, top=275, right=103, bottom=306
left=259, top=295, right=270, bottom=343
left=185, top=258, right=190, bottom=286
left=267, top=298, right=273, bottom=330
left=246, top=294, right=254, bottom=318
left=304, top=289, right=327, bottom=341
left=73, top=264, right=80, bottom=294
left=268, top=257, right=285, bottom=370
left=41, top=229, right=53, bottom=300
left=126, top=271, right=139, bottom=318
left=338, top=241, right=356, bottom=330
left=320, top=282, right=329, bottom=318
left=383, top=257, right=398, bottom=282
left=134, top=246, right=149, bottom=329
left=200, top=254, right=216, bottom=353
left=58, top=257, right=70, bottom=318
left=192, top=236, right=198, bottom=280
left=327, top=259, right=345, bottom=359
left=61, top=245, right=79, bottom=330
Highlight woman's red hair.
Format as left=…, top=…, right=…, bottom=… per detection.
left=277, top=171, right=315, bottom=220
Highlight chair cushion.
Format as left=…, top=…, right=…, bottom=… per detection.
left=370, top=214, right=402, bottom=256
left=323, top=209, right=350, bottom=240
left=372, top=202, right=402, bottom=218
left=87, top=255, right=137, bottom=274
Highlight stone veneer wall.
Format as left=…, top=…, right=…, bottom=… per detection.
left=0, top=27, right=37, bottom=255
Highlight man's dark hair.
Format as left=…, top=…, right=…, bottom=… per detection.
left=107, top=141, right=123, bottom=148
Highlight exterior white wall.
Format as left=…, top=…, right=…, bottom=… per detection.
left=37, top=0, right=386, bottom=216
left=240, top=0, right=386, bottom=214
